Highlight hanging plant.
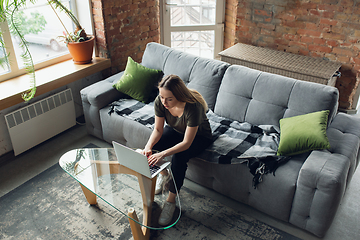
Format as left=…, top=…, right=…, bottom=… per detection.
left=0, top=0, right=37, bottom=101
left=0, top=0, right=90, bottom=102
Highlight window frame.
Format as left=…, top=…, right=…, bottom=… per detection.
left=0, top=0, right=93, bottom=83
left=160, top=0, right=225, bottom=59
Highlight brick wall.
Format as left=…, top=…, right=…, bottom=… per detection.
left=91, top=0, right=161, bottom=75
left=225, top=0, right=360, bottom=111
left=90, top=0, right=360, bottom=110
left=224, top=0, right=238, bottom=49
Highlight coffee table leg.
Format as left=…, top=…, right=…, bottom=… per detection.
left=128, top=175, right=155, bottom=240
left=79, top=184, right=97, bottom=205
left=128, top=208, right=148, bottom=240
left=89, top=160, right=156, bottom=239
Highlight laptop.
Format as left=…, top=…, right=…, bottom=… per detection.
left=112, top=141, right=170, bottom=179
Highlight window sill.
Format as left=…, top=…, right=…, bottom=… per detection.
left=0, top=57, right=111, bottom=111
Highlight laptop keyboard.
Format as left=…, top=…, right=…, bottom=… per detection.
left=150, top=165, right=160, bottom=175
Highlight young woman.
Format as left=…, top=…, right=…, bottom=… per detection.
left=141, top=74, right=212, bottom=226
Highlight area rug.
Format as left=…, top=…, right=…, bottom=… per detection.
left=0, top=148, right=301, bottom=240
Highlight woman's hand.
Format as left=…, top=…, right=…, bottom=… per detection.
left=141, top=148, right=153, bottom=158
left=148, top=151, right=166, bottom=166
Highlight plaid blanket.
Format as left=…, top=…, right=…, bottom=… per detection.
left=109, top=99, right=289, bottom=187
left=108, top=99, right=155, bottom=129
left=199, top=110, right=281, bottom=164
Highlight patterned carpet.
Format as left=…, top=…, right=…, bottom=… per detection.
left=0, top=160, right=301, bottom=240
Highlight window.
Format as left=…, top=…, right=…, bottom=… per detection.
left=161, top=0, right=224, bottom=59
left=0, top=37, right=10, bottom=75
left=171, top=31, right=214, bottom=59
left=0, top=0, right=92, bottom=82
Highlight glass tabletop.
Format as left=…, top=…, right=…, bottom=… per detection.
left=59, top=148, right=181, bottom=230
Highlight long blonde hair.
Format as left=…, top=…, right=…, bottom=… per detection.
left=158, top=74, right=208, bottom=113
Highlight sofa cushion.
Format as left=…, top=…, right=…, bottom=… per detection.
left=113, top=57, right=162, bottom=103
left=141, top=42, right=173, bottom=71
left=186, top=151, right=306, bottom=222
left=283, top=80, right=339, bottom=123
left=163, top=48, right=199, bottom=83
left=277, top=110, right=330, bottom=156
left=214, top=65, right=262, bottom=122
left=187, top=58, right=230, bottom=110
left=100, top=107, right=152, bottom=148
left=215, top=65, right=339, bottom=127
left=244, top=72, right=297, bottom=126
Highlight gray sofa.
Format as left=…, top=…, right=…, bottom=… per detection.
left=80, top=42, right=360, bottom=237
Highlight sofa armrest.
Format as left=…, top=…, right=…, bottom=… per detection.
left=81, top=75, right=125, bottom=109
left=80, top=72, right=125, bottom=139
left=327, top=113, right=360, bottom=178
left=289, top=113, right=360, bottom=237
left=289, top=150, right=349, bottom=237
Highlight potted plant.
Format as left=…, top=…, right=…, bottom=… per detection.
left=50, top=0, right=94, bottom=64
left=58, top=29, right=95, bottom=64
left=0, top=0, right=94, bottom=101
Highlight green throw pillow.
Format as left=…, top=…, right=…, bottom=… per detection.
left=277, top=110, right=330, bottom=156
left=113, top=56, right=162, bottom=103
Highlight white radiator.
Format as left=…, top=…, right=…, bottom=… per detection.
left=5, top=89, right=76, bottom=156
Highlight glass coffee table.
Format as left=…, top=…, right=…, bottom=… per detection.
left=59, top=148, right=181, bottom=240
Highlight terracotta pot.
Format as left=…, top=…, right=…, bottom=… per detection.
left=67, top=35, right=95, bottom=64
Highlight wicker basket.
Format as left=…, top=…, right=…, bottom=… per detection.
left=219, top=43, right=342, bottom=86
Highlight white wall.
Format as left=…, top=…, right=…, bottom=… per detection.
left=0, top=72, right=103, bottom=157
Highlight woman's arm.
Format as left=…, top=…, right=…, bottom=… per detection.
left=147, top=125, right=198, bottom=166
left=143, top=116, right=165, bottom=157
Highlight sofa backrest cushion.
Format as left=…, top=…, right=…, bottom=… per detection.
left=214, top=65, right=339, bottom=127
left=187, top=58, right=230, bottom=110
left=162, top=48, right=199, bottom=83
left=141, top=42, right=229, bottom=110
left=141, top=42, right=172, bottom=71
